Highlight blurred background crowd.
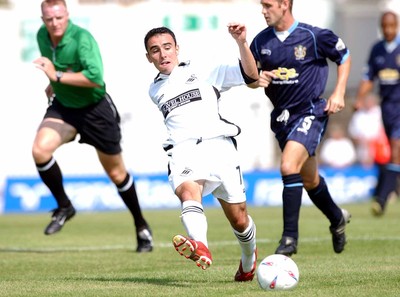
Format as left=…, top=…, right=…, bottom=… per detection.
left=1, top=0, right=399, bottom=211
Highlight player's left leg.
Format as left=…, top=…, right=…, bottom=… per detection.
left=302, top=157, right=351, bottom=253
left=98, top=151, right=153, bottom=253
left=219, top=200, right=257, bottom=282
left=213, top=137, right=257, bottom=281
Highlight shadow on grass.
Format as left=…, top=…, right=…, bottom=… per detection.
left=70, top=275, right=234, bottom=286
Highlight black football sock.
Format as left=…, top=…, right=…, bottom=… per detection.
left=282, top=174, right=303, bottom=239
left=117, top=173, right=147, bottom=230
left=307, top=176, right=341, bottom=227
left=36, top=157, right=71, bottom=208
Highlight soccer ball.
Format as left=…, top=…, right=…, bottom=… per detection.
left=256, top=254, right=299, bottom=290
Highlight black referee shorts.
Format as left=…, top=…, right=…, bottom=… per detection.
left=43, top=93, right=122, bottom=154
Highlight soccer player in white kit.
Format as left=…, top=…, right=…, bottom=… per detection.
left=144, top=24, right=259, bottom=281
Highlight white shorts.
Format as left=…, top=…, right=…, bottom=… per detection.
left=167, top=136, right=246, bottom=203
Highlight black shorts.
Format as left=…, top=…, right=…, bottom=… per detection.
left=44, top=93, right=122, bottom=154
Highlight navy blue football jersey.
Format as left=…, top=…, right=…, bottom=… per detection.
left=250, top=20, right=350, bottom=113
left=362, top=35, right=400, bottom=104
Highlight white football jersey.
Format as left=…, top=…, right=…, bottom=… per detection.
left=148, top=60, right=246, bottom=147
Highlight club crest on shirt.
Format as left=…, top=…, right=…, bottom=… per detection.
left=294, top=45, right=306, bottom=60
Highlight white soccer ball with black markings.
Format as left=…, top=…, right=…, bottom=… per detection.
left=256, top=254, right=299, bottom=291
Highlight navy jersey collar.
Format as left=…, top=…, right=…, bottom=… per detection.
left=273, top=20, right=299, bottom=35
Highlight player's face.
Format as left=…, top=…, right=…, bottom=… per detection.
left=146, top=33, right=179, bottom=75
left=260, top=0, right=288, bottom=30
left=41, top=3, right=69, bottom=44
left=381, top=13, right=398, bottom=42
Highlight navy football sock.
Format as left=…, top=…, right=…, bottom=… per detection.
left=307, top=176, right=341, bottom=227
left=282, top=174, right=303, bottom=239
left=375, top=164, right=399, bottom=209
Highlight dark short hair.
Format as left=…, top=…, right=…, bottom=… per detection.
left=381, top=10, right=398, bottom=23
left=144, top=27, right=177, bottom=51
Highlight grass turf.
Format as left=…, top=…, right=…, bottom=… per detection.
left=0, top=200, right=399, bottom=297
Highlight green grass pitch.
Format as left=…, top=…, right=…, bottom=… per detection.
left=0, top=201, right=399, bottom=297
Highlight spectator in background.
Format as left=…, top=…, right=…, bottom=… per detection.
left=354, top=11, right=399, bottom=216
left=349, top=93, right=391, bottom=208
left=349, top=93, right=389, bottom=167
left=320, top=123, right=357, bottom=168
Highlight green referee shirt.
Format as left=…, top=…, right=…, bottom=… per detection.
left=37, top=20, right=106, bottom=108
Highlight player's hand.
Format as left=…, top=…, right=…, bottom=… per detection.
left=325, top=93, right=345, bottom=115
left=352, top=97, right=364, bottom=111
left=33, top=57, right=57, bottom=82
left=227, top=22, right=247, bottom=43
left=45, top=84, right=54, bottom=100
left=256, top=70, right=276, bottom=88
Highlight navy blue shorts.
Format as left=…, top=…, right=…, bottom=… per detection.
left=381, top=101, right=400, bottom=139
left=44, top=93, right=122, bottom=154
left=270, top=98, right=328, bottom=156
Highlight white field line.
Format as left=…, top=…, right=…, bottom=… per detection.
left=1, top=236, right=400, bottom=253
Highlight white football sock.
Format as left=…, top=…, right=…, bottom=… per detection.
left=233, top=215, right=257, bottom=272
left=181, top=200, right=208, bottom=247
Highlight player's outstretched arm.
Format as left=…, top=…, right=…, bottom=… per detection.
left=227, top=22, right=259, bottom=82
left=354, top=79, right=374, bottom=110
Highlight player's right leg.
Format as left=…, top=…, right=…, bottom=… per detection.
left=173, top=199, right=212, bottom=270
left=373, top=164, right=399, bottom=216
left=173, top=180, right=212, bottom=270
left=275, top=173, right=302, bottom=256
left=172, top=234, right=212, bottom=270
left=32, top=118, right=77, bottom=235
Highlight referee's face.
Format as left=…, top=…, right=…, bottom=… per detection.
left=41, top=2, right=69, bottom=45
left=146, top=33, right=179, bottom=75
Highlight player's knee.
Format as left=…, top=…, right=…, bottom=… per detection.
left=230, top=214, right=249, bottom=232
left=280, top=161, right=299, bottom=176
left=107, top=168, right=127, bottom=185
left=32, top=141, right=53, bottom=162
left=176, top=181, right=201, bottom=201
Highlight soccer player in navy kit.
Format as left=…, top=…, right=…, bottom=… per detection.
left=144, top=25, right=258, bottom=281
left=355, top=11, right=400, bottom=216
left=249, top=0, right=352, bottom=256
